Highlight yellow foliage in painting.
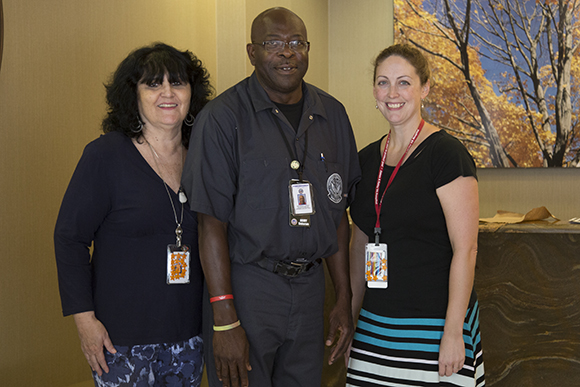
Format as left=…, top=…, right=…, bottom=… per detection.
left=394, top=0, right=579, bottom=167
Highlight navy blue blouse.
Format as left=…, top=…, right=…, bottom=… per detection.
left=54, top=131, right=203, bottom=346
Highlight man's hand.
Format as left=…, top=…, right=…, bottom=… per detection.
left=213, top=326, right=252, bottom=387
left=73, top=311, right=116, bottom=376
left=325, top=299, right=354, bottom=365
left=325, top=211, right=354, bottom=365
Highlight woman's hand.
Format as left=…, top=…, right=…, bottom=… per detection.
left=438, top=330, right=465, bottom=376
left=73, top=311, right=117, bottom=376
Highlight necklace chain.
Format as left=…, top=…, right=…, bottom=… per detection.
left=145, top=138, right=185, bottom=246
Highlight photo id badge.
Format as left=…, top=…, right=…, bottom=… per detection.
left=289, top=180, right=315, bottom=216
left=365, top=243, right=388, bottom=288
left=167, top=244, right=190, bottom=285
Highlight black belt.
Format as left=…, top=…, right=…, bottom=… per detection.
left=255, top=257, right=322, bottom=277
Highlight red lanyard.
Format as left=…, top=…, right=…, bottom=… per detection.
left=373, top=119, right=425, bottom=240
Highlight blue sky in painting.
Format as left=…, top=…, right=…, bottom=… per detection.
left=419, top=0, right=561, bottom=97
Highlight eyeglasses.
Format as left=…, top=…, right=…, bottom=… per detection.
left=252, top=40, right=310, bottom=53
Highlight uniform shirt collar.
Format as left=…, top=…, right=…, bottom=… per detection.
left=248, top=72, right=328, bottom=121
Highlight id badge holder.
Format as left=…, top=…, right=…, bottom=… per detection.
left=289, top=179, right=315, bottom=215
left=289, top=179, right=315, bottom=227
left=167, top=244, right=190, bottom=284
left=365, top=243, right=388, bottom=288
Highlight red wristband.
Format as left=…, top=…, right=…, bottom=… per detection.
left=210, top=294, right=234, bottom=303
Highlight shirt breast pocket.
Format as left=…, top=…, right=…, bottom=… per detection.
left=241, top=157, right=291, bottom=210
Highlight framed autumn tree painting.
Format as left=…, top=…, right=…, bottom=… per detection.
left=394, top=0, right=579, bottom=167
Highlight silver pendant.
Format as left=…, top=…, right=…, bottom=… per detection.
left=179, top=190, right=187, bottom=204
left=175, top=225, right=183, bottom=247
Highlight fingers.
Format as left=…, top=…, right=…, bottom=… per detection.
left=438, top=361, right=464, bottom=377
left=212, top=326, right=251, bottom=386
left=325, top=322, right=338, bottom=364
left=325, top=324, right=337, bottom=347
left=325, top=311, right=354, bottom=365
left=95, top=350, right=110, bottom=375
left=220, top=361, right=231, bottom=387
left=103, top=336, right=117, bottom=355
left=85, top=353, right=104, bottom=377
left=81, top=341, right=103, bottom=375
left=215, top=357, right=222, bottom=382
left=74, top=312, right=114, bottom=375
left=83, top=342, right=113, bottom=376
left=237, top=360, right=250, bottom=387
left=215, top=358, right=249, bottom=387
left=438, top=332, right=465, bottom=377
left=83, top=346, right=107, bottom=377
left=328, top=327, right=352, bottom=365
left=96, top=336, right=117, bottom=374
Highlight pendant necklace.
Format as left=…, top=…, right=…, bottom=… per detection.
left=145, top=138, right=187, bottom=247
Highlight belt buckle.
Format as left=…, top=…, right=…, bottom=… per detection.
left=273, top=261, right=302, bottom=277
left=290, top=261, right=306, bottom=276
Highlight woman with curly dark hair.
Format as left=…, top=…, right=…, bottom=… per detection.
left=54, top=42, right=212, bottom=386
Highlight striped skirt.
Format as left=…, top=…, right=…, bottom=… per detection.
left=346, top=302, right=485, bottom=386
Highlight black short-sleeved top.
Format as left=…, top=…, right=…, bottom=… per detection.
left=182, top=72, right=361, bottom=264
left=54, top=131, right=203, bottom=345
left=350, top=130, right=477, bottom=318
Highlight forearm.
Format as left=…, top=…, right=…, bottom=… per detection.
left=197, top=213, right=237, bottom=325
left=198, top=212, right=251, bottom=386
left=444, top=248, right=477, bottom=334
left=349, top=222, right=368, bottom=324
left=325, top=211, right=356, bottom=363
left=326, top=212, right=352, bottom=306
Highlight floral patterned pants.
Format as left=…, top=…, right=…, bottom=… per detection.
left=93, top=335, right=203, bottom=387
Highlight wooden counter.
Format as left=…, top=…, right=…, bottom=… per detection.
left=476, top=221, right=580, bottom=386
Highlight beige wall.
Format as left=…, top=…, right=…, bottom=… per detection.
left=215, top=0, right=328, bottom=94
left=0, top=1, right=217, bottom=385
left=477, top=168, right=580, bottom=219
left=1, top=0, right=579, bottom=386
left=328, top=0, right=393, bottom=154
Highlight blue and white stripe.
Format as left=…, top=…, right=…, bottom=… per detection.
left=347, top=302, right=485, bottom=386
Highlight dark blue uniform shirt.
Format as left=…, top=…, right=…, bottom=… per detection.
left=182, top=72, right=361, bottom=264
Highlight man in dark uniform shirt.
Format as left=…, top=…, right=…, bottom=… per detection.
left=182, top=7, right=361, bottom=387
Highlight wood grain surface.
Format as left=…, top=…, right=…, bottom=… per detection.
left=476, top=228, right=580, bottom=386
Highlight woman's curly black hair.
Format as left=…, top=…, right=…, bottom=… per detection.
left=102, top=42, right=213, bottom=148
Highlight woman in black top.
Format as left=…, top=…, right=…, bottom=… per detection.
left=54, top=43, right=212, bottom=386
left=346, top=44, right=485, bottom=386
